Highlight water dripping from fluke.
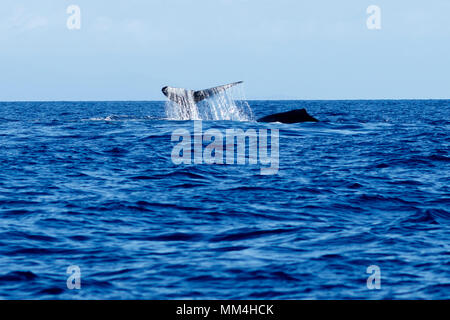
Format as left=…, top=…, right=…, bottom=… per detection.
left=162, top=82, right=254, bottom=121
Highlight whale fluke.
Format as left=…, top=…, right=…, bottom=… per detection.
left=162, top=81, right=243, bottom=107
left=258, top=108, right=318, bottom=123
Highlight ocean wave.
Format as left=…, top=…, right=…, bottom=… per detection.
left=0, top=100, right=448, bottom=299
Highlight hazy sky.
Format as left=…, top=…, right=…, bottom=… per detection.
left=1, top=0, right=449, bottom=100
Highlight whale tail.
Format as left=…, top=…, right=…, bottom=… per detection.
left=162, top=81, right=243, bottom=106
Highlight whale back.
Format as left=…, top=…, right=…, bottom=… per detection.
left=258, top=109, right=319, bottom=123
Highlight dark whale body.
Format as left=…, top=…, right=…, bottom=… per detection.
left=257, top=108, right=318, bottom=124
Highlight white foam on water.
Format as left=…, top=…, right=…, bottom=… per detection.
left=164, top=84, right=254, bottom=121
left=84, top=115, right=155, bottom=121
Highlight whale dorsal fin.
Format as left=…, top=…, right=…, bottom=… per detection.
left=193, top=81, right=243, bottom=103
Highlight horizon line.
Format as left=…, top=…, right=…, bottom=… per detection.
left=1, top=98, right=449, bottom=103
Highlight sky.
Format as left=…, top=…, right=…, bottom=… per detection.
left=0, top=0, right=449, bottom=101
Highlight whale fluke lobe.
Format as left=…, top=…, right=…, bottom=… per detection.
left=193, top=81, right=243, bottom=103
left=257, top=108, right=319, bottom=123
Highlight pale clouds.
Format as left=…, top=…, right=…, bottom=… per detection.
left=3, top=5, right=48, bottom=32
left=92, top=16, right=158, bottom=46
left=94, top=16, right=113, bottom=32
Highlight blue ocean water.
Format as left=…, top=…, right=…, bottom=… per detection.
left=0, top=100, right=448, bottom=300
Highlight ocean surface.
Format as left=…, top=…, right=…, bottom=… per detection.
left=0, top=100, right=448, bottom=299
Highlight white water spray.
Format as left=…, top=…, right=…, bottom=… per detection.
left=164, top=84, right=254, bottom=121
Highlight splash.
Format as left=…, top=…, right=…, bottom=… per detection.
left=164, top=84, right=254, bottom=121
